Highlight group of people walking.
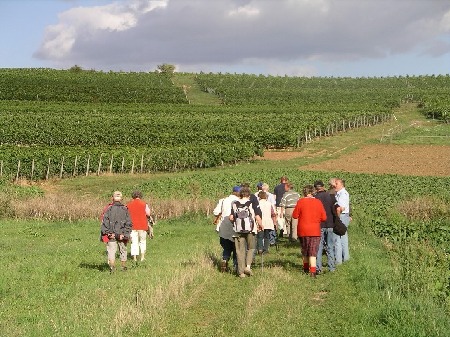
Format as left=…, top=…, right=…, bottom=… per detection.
left=100, top=190, right=153, bottom=273
left=213, top=176, right=351, bottom=278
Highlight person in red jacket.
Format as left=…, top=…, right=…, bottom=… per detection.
left=292, top=185, right=327, bottom=278
left=127, top=190, right=151, bottom=262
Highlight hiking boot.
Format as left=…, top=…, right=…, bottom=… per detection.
left=244, top=267, right=253, bottom=276
left=239, top=273, right=246, bottom=278
left=220, top=260, right=227, bottom=273
left=121, top=266, right=128, bottom=271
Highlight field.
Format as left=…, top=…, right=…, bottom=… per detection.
left=0, top=70, right=449, bottom=337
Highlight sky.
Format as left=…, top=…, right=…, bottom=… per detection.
left=1, top=0, right=450, bottom=77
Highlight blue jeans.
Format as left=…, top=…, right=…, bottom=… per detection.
left=316, top=228, right=335, bottom=272
left=256, top=229, right=271, bottom=253
left=220, top=237, right=237, bottom=268
left=334, top=214, right=350, bottom=265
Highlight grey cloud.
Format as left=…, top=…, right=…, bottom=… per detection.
left=34, top=0, right=450, bottom=72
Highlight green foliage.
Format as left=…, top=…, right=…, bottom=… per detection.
left=156, top=63, right=176, bottom=75
left=0, top=68, right=187, bottom=103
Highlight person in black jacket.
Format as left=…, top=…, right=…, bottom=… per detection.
left=313, top=180, right=336, bottom=274
left=101, top=191, right=132, bottom=273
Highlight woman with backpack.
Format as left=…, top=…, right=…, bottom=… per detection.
left=230, top=186, right=262, bottom=278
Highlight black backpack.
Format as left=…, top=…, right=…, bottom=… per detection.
left=232, top=200, right=254, bottom=233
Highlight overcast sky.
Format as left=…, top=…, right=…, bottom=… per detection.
left=1, top=0, right=450, bottom=77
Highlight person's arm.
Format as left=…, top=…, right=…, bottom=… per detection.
left=213, top=198, right=223, bottom=216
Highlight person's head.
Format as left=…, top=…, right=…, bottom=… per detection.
left=112, top=191, right=123, bottom=202
left=256, top=182, right=263, bottom=191
left=280, top=176, right=288, bottom=183
left=131, top=190, right=143, bottom=199
left=335, top=178, right=345, bottom=191
left=240, top=182, right=250, bottom=189
left=239, top=186, right=251, bottom=199
left=285, top=182, right=293, bottom=191
left=258, top=191, right=267, bottom=200
left=314, top=180, right=325, bottom=192
left=262, top=183, right=270, bottom=192
left=329, top=178, right=337, bottom=190
left=232, top=185, right=241, bottom=196
left=302, top=185, right=314, bottom=197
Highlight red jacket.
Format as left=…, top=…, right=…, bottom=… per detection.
left=292, top=197, right=327, bottom=237
left=127, top=198, right=149, bottom=231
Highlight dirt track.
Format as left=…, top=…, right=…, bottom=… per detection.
left=264, top=144, right=450, bottom=177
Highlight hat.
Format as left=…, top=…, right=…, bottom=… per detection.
left=232, top=186, right=241, bottom=193
left=256, top=182, right=263, bottom=188
left=113, top=191, right=123, bottom=201
left=313, top=180, right=324, bottom=188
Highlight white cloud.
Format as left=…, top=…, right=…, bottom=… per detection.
left=34, top=0, right=450, bottom=74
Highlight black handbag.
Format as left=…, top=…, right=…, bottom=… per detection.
left=333, top=216, right=347, bottom=236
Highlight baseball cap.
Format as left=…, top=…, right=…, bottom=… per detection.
left=232, top=186, right=241, bottom=193
left=313, top=180, right=324, bottom=188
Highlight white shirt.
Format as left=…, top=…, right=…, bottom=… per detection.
left=335, top=188, right=350, bottom=214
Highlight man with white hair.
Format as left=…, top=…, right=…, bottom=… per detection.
left=101, top=191, right=132, bottom=273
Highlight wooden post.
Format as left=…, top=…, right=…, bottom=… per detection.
left=97, top=154, right=103, bottom=176
left=131, top=158, right=135, bottom=174
left=140, top=154, right=144, bottom=173
left=46, top=158, right=51, bottom=180
left=0, top=160, right=3, bottom=177
left=16, top=160, right=21, bottom=181
left=121, top=157, right=125, bottom=173
left=31, top=159, right=35, bottom=180
left=109, top=155, right=113, bottom=174
left=60, top=157, right=64, bottom=179
left=86, top=155, right=90, bottom=177
left=73, top=155, right=78, bottom=176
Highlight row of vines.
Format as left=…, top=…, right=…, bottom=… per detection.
left=1, top=69, right=449, bottom=180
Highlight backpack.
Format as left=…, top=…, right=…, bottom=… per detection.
left=232, top=200, right=254, bottom=233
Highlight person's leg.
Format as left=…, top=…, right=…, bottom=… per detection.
left=256, top=230, right=264, bottom=253
left=316, top=229, right=325, bottom=273
left=130, top=230, right=139, bottom=261
left=334, top=233, right=343, bottom=265
left=234, top=236, right=246, bottom=276
left=300, top=238, right=309, bottom=273
left=118, top=241, right=128, bottom=270
left=308, top=237, right=320, bottom=277
left=325, top=228, right=336, bottom=271
left=138, top=230, right=147, bottom=261
left=263, top=229, right=271, bottom=253
left=284, top=214, right=291, bottom=238
left=244, top=233, right=256, bottom=275
left=291, top=217, right=298, bottom=241
left=220, top=237, right=232, bottom=272
left=107, top=241, right=117, bottom=272
left=340, top=214, right=350, bottom=262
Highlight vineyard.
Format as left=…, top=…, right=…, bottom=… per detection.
left=0, top=69, right=449, bottom=180
left=1, top=69, right=449, bottom=336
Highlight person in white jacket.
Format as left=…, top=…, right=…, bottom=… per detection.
left=213, top=186, right=240, bottom=272
left=256, top=191, right=277, bottom=254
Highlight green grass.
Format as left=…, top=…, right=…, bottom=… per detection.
left=1, top=214, right=449, bottom=337
left=1, top=103, right=449, bottom=336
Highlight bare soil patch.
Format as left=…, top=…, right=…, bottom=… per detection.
left=264, top=145, right=450, bottom=177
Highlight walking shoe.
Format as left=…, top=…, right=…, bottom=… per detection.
left=239, top=273, right=246, bottom=278
left=220, top=260, right=227, bottom=273
left=121, top=266, right=128, bottom=271
left=310, top=272, right=317, bottom=278
left=244, top=267, right=253, bottom=276
left=110, top=266, right=115, bottom=274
